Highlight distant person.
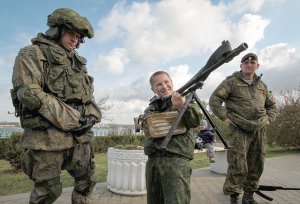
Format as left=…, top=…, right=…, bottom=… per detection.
left=11, top=8, right=101, bottom=203
left=141, top=71, right=202, bottom=204
left=209, top=53, right=277, bottom=204
left=195, top=120, right=216, bottom=163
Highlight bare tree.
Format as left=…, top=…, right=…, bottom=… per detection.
left=97, top=95, right=114, bottom=122
left=277, top=86, right=300, bottom=111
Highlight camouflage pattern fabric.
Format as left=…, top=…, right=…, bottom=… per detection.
left=23, top=142, right=95, bottom=203
left=223, top=125, right=266, bottom=194
left=47, top=8, right=94, bottom=38
left=209, top=71, right=277, bottom=195
left=143, top=102, right=202, bottom=204
left=12, top=26, right=100, bottom=203
left=209, top=71, right=276, bottom=131
left=12, top=33, right=101, bottom=150
left=146, top=156, right=192, bottom=204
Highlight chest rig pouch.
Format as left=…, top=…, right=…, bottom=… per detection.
left=41, top=45, right=94, bottom=107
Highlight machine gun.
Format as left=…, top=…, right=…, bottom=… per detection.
left=136, top=41, right=248, bottom=149
left=255, top=185, right=300, bottom=201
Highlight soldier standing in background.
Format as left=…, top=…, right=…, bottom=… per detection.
left=141, top=71, right=202, bottom=204
left=209, top=53, right=277, bottom=204
left=11, top=8, right=101, bottom=203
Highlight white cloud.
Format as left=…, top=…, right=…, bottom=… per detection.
left=95, top=0, right=232, bottom=66
left=95, top=1, right=154, bottom=43
left=169, top=64, right=193, bottom=90
left=93, top=0, right=271, bottom=70
left=230, top=14, right=270, bottom=48
left=229, top=0, right=265, bottom=13
left=104, top=99, right=148, bottom=124
left=93, top=48, right=129, bottom=74
left=259, top=43, right=298, bottom=70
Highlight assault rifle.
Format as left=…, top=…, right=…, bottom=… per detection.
left=148, top=40, right=248, bottom=149
left=255, top=185, right=300, bottom=201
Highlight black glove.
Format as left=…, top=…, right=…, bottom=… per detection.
left=71, top=116, right=97, bottom=136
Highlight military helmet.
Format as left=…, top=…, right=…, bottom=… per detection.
left=47, top=8, right=94, bottom=38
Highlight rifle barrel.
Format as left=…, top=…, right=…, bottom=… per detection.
left=177, top=42, right=248, bottom=96
left=259, top=185, right=300, bottom=191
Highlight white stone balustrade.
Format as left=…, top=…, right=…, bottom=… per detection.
left=107, top=147, right=148, bottom=195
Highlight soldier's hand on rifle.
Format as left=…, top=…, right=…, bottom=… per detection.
left=171, top=91, right=186, bottom=111
left=71, top=115, right=97, bottom=136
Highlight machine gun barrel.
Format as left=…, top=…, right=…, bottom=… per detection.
left=178, top=41, right=248, bottom=96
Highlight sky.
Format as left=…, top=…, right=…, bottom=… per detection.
left=1, top=0, right=299, bottom=125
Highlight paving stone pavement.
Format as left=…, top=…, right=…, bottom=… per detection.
left=1, top=154, right=299, bottom=204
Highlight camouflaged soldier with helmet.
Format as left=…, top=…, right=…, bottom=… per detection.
left=11, top=8, right=101, bottom=204
left=209, top=53, right=277, bottom=204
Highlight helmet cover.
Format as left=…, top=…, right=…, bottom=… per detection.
left=47, top=8, right=94, bottom=38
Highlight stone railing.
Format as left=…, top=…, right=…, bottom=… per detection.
left=107, top=147, right=148, bottom=195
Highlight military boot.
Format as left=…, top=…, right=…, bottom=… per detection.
left=242, top=191, right=258, bottom=204
left=72, top=190, right=93, bottom=204
left=230, top=193, right=239, bottom=204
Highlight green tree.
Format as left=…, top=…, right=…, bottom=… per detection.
left=267, top=86, right=300, bottom=149
left=5, top=133, right=24, bottom=170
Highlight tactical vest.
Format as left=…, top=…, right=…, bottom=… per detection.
left=39, top=43, right=94, bottom=105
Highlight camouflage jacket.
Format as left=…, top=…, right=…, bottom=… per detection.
left=209, top=71, right=276, bottom=133
left=12, top=33, right=101, bottom=150
left=144, top=102, right=202, bottom=160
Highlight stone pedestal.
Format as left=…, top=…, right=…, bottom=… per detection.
left=210, top=147, right=228, bottom=174
left=107, top=147, right=148, bottom=195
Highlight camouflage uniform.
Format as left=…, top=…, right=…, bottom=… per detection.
left=144, top=103, right=202, bottom=204
left=11, top=8, right=101, bottom=204
left=209, top=71, right=276, bottom=195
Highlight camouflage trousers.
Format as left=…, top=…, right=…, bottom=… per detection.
left=146, top=154, right=192, bottom=204
left=223, top=125, right=266, bottom=195
left=22, top=143, right=95, bottom=204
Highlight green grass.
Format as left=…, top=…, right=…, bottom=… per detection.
left=0, top=154, right=108, bottom=196
left=265, top=146, right=300, bottom=158
left=0, top=146, right=299, bottom=196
